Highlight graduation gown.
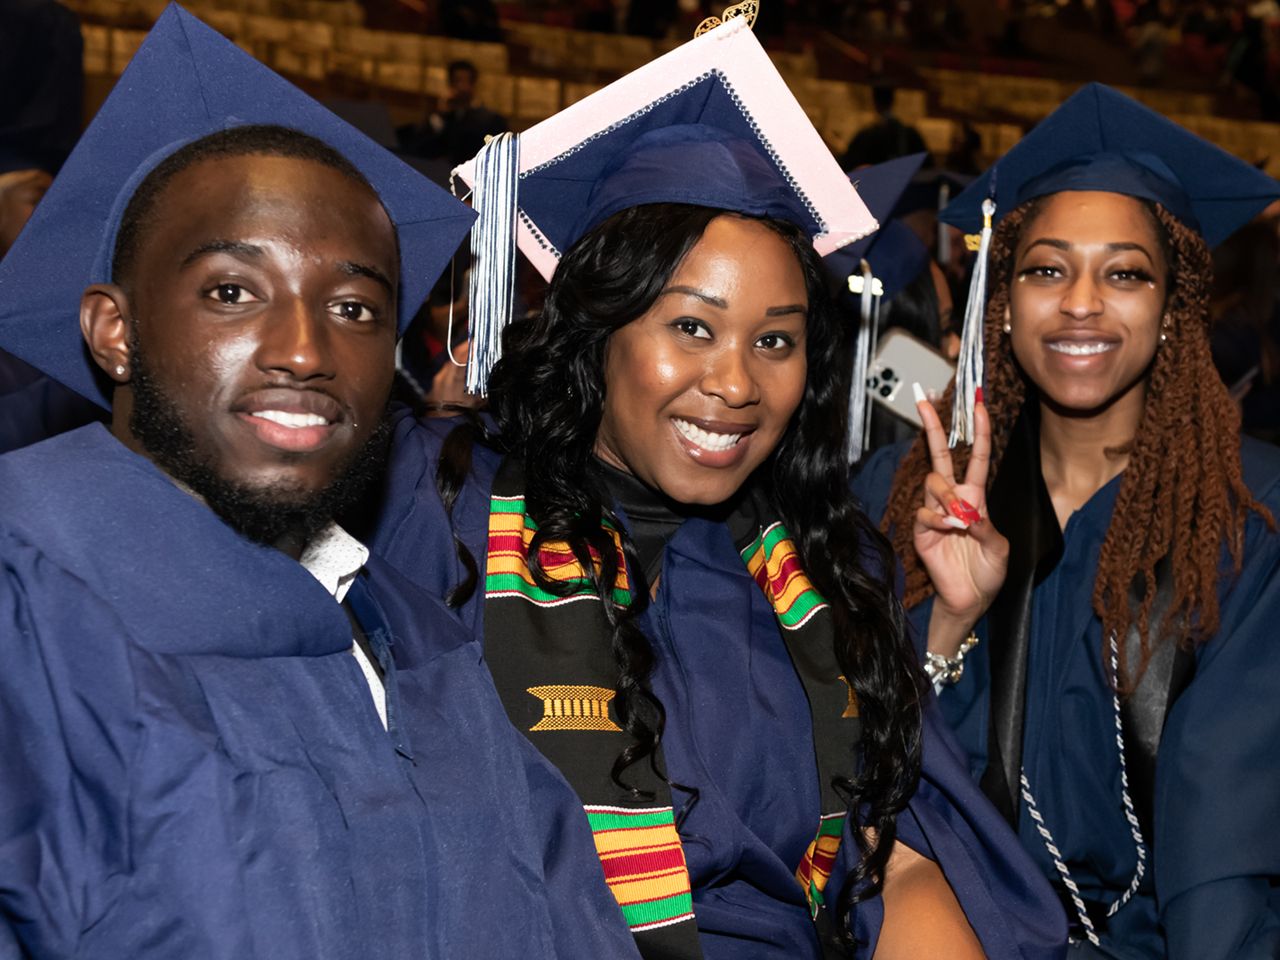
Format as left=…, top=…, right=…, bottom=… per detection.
left=0, top=424, right=637, bottom=960
left=0, top=350, right=101, bottom=454
left=372, top=412, right=1067, bottom=960
left=854, top=435, right=1280, bottom=960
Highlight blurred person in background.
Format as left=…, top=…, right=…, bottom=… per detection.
left=840, top=81, right=928, bottom=169
left=397, top=59, right=507, bottom=169
left=1222, top=1, right=1280, bottom=120
left=1211, top=216, right=1280, bottom=443
left=0, top=0, right=103, bottom=452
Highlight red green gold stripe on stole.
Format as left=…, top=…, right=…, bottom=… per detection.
left=795, top=812, right=845, bottom=918
left=740, top=521, right=829, bottom=630
left=485, top=495, right=631, bottom=607
left=584, top=805, right=696, bottom=933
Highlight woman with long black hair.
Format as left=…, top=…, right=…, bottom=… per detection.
left=371, top=16, right=1063, bottom=960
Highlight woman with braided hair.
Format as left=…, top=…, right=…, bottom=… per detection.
left=855, top=84, right=1280, bottom=959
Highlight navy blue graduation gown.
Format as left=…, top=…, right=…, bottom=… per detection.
left=0, top=424, right=637, bottom=960
left=0, top=350, right=101, bottom=454
left=372, top=412, right=1067, bottom=959
left=854, top=437, right=1280, bottom=960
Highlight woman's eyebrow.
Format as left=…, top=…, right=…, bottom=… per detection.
left=1023, top=237, right=1153, bottom=259
left=1103, top=241, right=1154, bottom=258
left=661, top=286, right=807, bottom=317
left=661, top=285, right=727, bottom=308
left=1024, top=237, right=1070, bottom=254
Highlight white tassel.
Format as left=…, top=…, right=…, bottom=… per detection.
left=949, top=197, right=995, bottom=447
left=846, top=259, right=882, bottom=464
left=464, top=132, right=520, bottom=396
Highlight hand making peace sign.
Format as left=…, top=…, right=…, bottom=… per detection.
left=912, top=389, right=1009, bottom=656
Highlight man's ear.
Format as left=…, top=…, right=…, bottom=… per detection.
left=81, top=284, right=134, bottom=383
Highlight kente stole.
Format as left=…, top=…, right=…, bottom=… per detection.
left=482, top=458, right=863, bottom=960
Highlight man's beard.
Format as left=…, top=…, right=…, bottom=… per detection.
left=128, top=339, right=391, bottom=549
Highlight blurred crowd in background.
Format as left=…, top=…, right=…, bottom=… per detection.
left=2, top=0, right=1278, bottom=453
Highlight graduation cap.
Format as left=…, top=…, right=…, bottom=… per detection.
left=451, top=12, right=878, bottom=393
left=820, top=152, right=929, bottom=461
left=0, top=4, right=476, bottom=408
left=899, top=169, right=974, bottom=219
left=943, top=83, right=1280, bottom=246
left=941, top=82, right=1280, bottom=445
left=827, top=152, right=929, bottom=297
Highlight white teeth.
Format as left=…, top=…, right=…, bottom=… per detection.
left=251, top=410, right=329, bottom=428
left=1048, top=341, right=1116, bottom=356
left=673, top=418, right=744, bottom=453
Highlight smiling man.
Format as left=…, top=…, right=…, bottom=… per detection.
left=93, top=131, right=400, bottom=563
left=0, top=9, right=637, bottom=960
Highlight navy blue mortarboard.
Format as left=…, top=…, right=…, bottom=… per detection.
left=0, top=4, right=476, bottom=408
left=567, top=124, right=816, bottom=247
left=823, top=152, right=929, bottom=460
left=452, top=13, right=876, bottom=393
left=898, top=169, right=973, bottom=219
left=828, top=218, right=929, bottom=303
left=827, top=152, right=929, bottom=300
left=942, top=83, right=1280, bottom=248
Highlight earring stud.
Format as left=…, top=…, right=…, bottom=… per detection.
left=1002, top=322, right=1012, bottom=334
left=114, top=364, right=127, bottom=377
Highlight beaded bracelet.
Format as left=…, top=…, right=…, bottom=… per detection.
left=923, top=632, right=980, bottom=686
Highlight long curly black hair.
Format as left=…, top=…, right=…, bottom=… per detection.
left=437, top=203, right=925, bottom=931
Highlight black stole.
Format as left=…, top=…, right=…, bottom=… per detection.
left=982, top=402, right=1196, bottom=843
left=480, top=457, right=862, bottom=959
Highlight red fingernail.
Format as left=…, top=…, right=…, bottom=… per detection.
left=949, top=499, right=982, bottom=525
left=975, top=386, right=984, bottom=405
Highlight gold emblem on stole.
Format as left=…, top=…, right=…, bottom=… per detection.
left=527, top=684, right=623, bottom=732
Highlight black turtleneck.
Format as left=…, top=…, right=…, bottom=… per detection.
left=593, top=459, right=686, bottom=585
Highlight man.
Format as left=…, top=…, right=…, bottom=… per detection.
left=0, top=9, right=638, bottom=959
left=839, top=82, right=928, bottom=170
left=397, top=59, right=508, bottom=168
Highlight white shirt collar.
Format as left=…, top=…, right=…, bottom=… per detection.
left=298, top=523, right=369, bottom=603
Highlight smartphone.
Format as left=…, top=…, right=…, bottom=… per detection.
left=867, top=329, right=955, bottom=428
